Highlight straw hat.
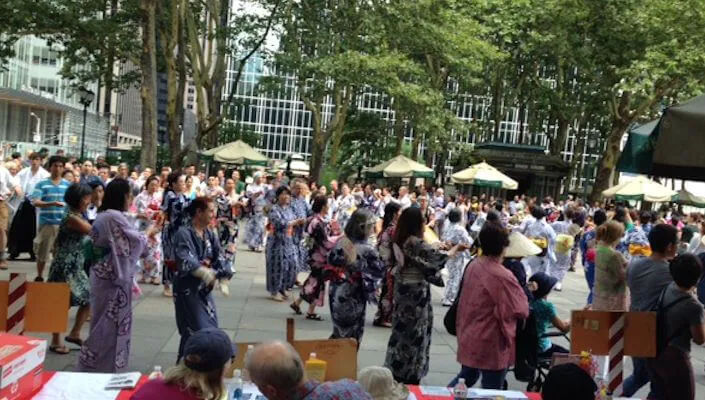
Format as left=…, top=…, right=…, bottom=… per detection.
left=358, top=366, right=409, bottom=400
left=505, top=231, right=542, bottom=258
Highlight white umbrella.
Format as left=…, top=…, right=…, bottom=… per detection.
left=365, top=155, right=434, bottom=178
left=274, top=154, right=310, bottom=177
left=451, top=161, right=518, bottom=190
left=602, top=175, right=676, bottom=202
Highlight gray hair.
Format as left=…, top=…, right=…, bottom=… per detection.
left=246, top=341, right=303, bottom=392
left=344, top=208, right=376, bottom=241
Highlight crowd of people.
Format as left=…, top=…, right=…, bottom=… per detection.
left=1, top=147, right=705, bottom=399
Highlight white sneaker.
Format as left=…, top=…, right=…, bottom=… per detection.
left=554, top=282, right=563, bottom=291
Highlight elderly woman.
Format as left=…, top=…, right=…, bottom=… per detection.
left=450, top=222, right=529, bottom=389
left=132, top=328, right=234, bottom=400
left=334, top=183, right=356, bottom=231
left=79, top=179, right=151, bottom=373
left=245, top=172, right=268, bottom=252
left=440, top=208, right=473, bottom=306
left=384, top=207, right=468, bottom=385
left=173, top=197, right=234, bottom=360
left=327, top=209, right=384, bottom=346
left=290, top=180, right=310, bottom=275
left=266, top=186, right=305, bottom=301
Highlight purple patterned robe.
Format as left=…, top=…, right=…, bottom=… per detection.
left=78, top=210, right=148, bottom=373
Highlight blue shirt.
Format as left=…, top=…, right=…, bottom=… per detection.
left=32, top=178, right=69, bottom=226
left=532, top=298, right=557, bottom=353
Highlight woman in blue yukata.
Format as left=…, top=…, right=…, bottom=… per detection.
left=161, top=171, right=191, bottom=297
left=245, top=172, right=268, bottom=252
left=172, top=197, right=234, bottom=361
left=266, top=186, right=305, bottom=301
left=520, top=205, right=556, bottom=278
left=440, top=208, right=473, bottom=306
left=327, top=208, right=384, bottom=348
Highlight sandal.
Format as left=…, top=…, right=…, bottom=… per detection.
left=270, top=293, right=284, bottom=302
left=290, top=303, right=303, bottom=315
left=49, top=345, right=70, bottom=355
left=279, top=291, right=289, bottom=300
left=305, top=313, right=323, bottom=321
left=150, top=278, right=161, bottom=286
left=64, top=336, right=83, bottom=347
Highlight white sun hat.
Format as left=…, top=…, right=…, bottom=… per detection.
left=358, top=366, right=409, bottom=400
left=505, top=231, right=542, bottom=258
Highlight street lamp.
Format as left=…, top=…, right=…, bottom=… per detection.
left=77, top=86, right=95, bottom=161
left=29, top=112, right=41, bottom=144
left=583, top=137, right=597, bottom=199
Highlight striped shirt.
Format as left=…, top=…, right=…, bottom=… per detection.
left=32, top=178, right=70, bottom=226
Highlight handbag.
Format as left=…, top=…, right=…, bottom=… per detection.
left=443, top=262, right=469, bottom=336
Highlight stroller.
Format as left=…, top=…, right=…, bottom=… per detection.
left=510, top=309, right=571, bottom=392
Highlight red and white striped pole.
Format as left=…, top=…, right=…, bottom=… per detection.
left=607, top=312, right=625, bottom=395
left=7, top=273, right=27, bottom=335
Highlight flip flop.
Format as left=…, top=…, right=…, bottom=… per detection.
left=64, top=336, right=83, bottom=347
left=305, top=313, right=323, bottom=321
left=49, top=345, right=70, bottom=355
left=290, top=303, right=302, bottom=315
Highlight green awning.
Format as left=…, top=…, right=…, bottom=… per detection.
left=365, top=155, right=435, bottom=178
left=616, top=120, right=658, bottom=175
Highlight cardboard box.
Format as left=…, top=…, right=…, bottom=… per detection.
left=0, top=334, right=46, bottom=400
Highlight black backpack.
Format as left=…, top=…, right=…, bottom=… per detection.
left=654, top=288, right=690, bottom=356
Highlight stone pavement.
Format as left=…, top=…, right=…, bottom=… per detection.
left=5, top=247, right=705, bottom=398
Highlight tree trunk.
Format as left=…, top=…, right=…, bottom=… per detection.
left=139, top=0, right=158, bottom=168
left=309, top=126, right=326, bottom=184
left=490, top=69, right=504, bottom=141
left=551, top=118, right=570, bottom=156
left=394, top=113, right=405, bottom=155
left=589, top=119, right=629, bottom=202
left=328, top=128, right=344, bottom=166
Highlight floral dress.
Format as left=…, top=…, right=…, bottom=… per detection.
left=440, top=222, right=473, bottom=305
left=291, top=195, right=311, bottom=273
left=520, top=218, right=556, bottom=277
left=374, top=223, right=396, bottom=325
left=48, top=213, right=90, bottom=307
left=265, top=203, right=299, bottom=294
left=299, top=215, right=341, bottom=306
left=215, top=192, right=240, bottom=271
left=334, top=194, right=356, bottom=231
left=245, top=183, right=268, bottom=250
left=327, top=238, right=384, bottom=345
left=134, top=191, right=163, bottom=281
left=384, top=236, right=448, bottom=384
left=593, top=244, right=629, bottom=311
left=161, top=191, right=190, bottom=284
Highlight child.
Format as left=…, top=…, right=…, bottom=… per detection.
left=529, top=272, right=571, bottom=357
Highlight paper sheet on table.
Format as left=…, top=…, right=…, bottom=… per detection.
left=33, top=372, right=122, bottom=400
left=419, top=386, right=451, bottom=396
left=468, top=388, right=528, bottom=399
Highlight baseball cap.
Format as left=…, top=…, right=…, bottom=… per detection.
left=182, top=328, right=236, bottom=373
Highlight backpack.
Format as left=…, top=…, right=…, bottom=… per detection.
left=654, top=288, right=690, bottom=356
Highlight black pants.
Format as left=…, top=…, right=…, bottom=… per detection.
left=8, top=199, right=36, bottom=258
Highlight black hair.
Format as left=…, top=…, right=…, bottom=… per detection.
left=495, top=202, right=504, bottom=212
left=448, top=195, right=456, bottom=203
left=486, top=210, right=500, bottom=223
left=670, top=253, right=702, bottom=288
left=394, top=207, right=424, bottom=246
left=448, top=208, right=462, bottom=224
left=275, top=185, right=291, bottom=198
left=344, top=208, right=374, bottom=241
left=47, top=155, right=66, bottom=168
left=144, top=175, right=160, bottom=190
left=648, top=223, right=679, bottom=254
left=530, top=205, right=544, bottom=220
left=542, top=363, right=597, bottom=400
left=479, top=222, right=509, bottom=256
left=100, top=178, right=131, bottom=211
left=614, top=207, right=627, bottom=223
left=381, top=202, right=402, bottom=230
left=64, top=183, right=92, bottom=210
left=311, top=195, right=328, bottom=214
left=11, top=152, right=20, bottom=159
left=593, top=209, right=607, bottom=226
left=639, top=211, right=652, bottom=225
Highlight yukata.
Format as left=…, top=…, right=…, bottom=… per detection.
left=79, top=210, right=148, bottom=373
left=593, top=245, right=629, bottom=311
left=384, top=236, right=448, bottom=384
left=579, top=228, right=598, bottom=304
left=550, top=220, right=577, bottom=282
left=47, top=213, right=90, bottom=307
left=265, top=203, right=299, bottom=294
left=374, top=223, right=396, bottom=325
left=327, top=238, right=384, bottom=346
left=624, top=224, right=651, bottom=259
left=521, top=218, right=556, bottom=277
left=134, top=191, right=163, bottom=281
left=161, top=191, right=190, bottom=284
left=244, top=183, right=267, bottom=250
left=440, top=222, right=473, bottom=305
left=215, top=193, right=240, bottom=271
left=334, top=195, right=356, bottom=231
left=172, top=226, right=233, bottom=360
left=290, top=195, right=311, bottom=273
left=299, top=215, right=341, bottom=307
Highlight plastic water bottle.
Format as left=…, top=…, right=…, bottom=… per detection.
left=148, top=365, right=163, bottom=380
left=242, top=344, right=254, bottom=383
left=453, top=378, right=468, bottom=400
left=231, top=369, right=243, bottom=400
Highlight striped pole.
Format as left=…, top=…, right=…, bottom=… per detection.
left=7, top=273, right=27, bottom=335
left=607, top=312, right=625, bottom=395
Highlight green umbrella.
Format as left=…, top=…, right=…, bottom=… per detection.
left=201, top=140, right=268, bottom=166
left=672, top=189, right=705, bottom=208
left=616, top=120, right=658, bottom=175
left=365, top=155, right=435, bottom=179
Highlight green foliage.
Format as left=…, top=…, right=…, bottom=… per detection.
left=335, top=111, right=397, bottom=179
left=218, top=121, right=261, bottom=149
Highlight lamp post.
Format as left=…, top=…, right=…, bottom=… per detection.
left=583, top=137, right=597, bottom=200
left=29, top=112, right=41, bottom=144
left=77, top=86, right=95, bottom=161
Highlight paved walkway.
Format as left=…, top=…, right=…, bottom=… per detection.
left=5, top=247, right=705, bottom=398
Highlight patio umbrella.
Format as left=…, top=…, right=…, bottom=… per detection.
left=672, top=189, right=705, bottom=208
left=616, top=120, right=659, bottom=175
left=365, top=155, right=434, bottom=179
left=274, top=154, right=310, bottom=177
left=451, top=161, right=518, bottom=190
left=201, top=140, right=268, bottom=165
left=601, top=175, right=676, bottom=202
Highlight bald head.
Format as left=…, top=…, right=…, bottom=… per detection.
left=246, top=341, right=304, bottom=398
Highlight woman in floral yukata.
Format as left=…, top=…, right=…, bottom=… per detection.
left=134, top=175, right=163, bottom=285
left=79, top=179, right=152, bottom=373
left=334, top=183, right=356, bottom=232
left=161, top=171, right=191, bottom=297
left=172, top=197, right=234, bottom=361
left=440, top=208, right=473, bottom=306
left=266, top=186, right=305, bottom=301
left=327, top=209, right=384, bottom=347
left=245, top=172, right=268, bottom=252
left=215, top=178, right=242, bottom=271
left=373, top=201, right=402, bottom=328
